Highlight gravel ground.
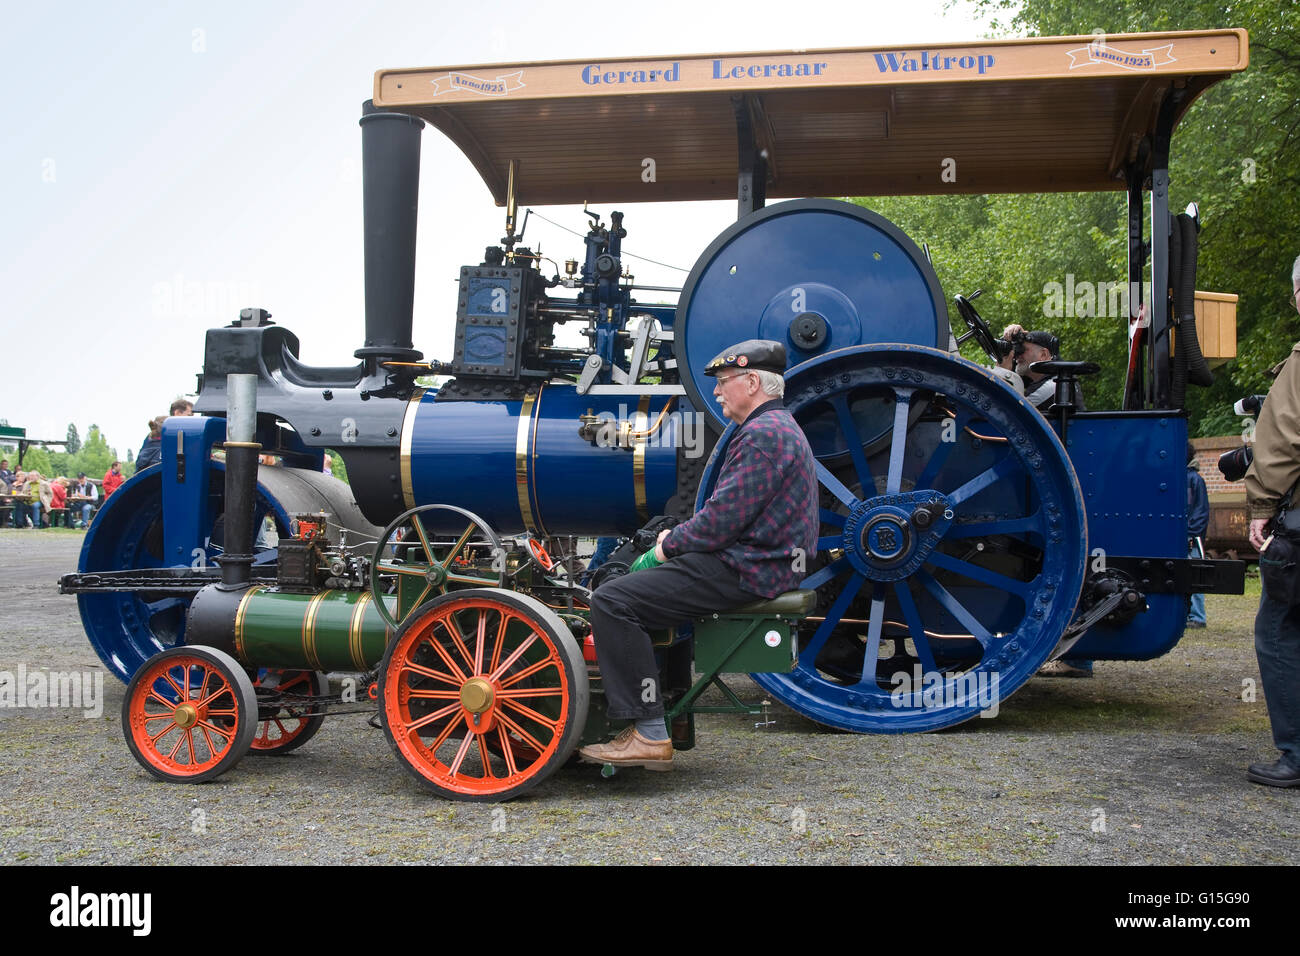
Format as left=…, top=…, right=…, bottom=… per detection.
left=1, top=528, right=1296, bottom=865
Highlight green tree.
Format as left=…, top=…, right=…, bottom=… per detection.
left=16, top=446, right=54, bottom=477
left=74, top=426, right=117, bottom=481
left=65, top=423, right=81, bottom=455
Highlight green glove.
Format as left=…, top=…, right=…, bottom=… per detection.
left=629, top=548, right=664, bottom=573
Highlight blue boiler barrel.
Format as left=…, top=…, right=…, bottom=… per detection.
left=400, top=384, right=690, bottom=536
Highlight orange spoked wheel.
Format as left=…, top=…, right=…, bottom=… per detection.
left=122, top=646, right=257, bottom=783
left=379, top=588, right=589, bottom=802
left=248, top=669, right=329, bottom=755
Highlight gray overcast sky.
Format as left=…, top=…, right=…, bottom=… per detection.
left=1, top=0, right=988, bottom=460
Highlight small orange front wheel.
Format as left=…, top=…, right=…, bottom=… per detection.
left=123, top=646, right=257, bottom=783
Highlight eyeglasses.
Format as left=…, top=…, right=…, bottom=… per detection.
left=714, top=371, right=753, bottom=386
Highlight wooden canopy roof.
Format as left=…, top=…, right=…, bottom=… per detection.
left=374, top=30, right=1248, bottom=205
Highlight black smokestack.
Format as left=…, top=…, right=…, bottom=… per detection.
left=356, top=100, right=424, bottom=367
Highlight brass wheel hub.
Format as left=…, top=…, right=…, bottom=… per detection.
left=173, top=703, right=199, bottom=728
left=459, top=677, right=495, bottom=714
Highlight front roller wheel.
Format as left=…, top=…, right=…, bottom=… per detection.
left=123, top=646, right=257, bottom=782
left=379, top=589, right=589, bottom=801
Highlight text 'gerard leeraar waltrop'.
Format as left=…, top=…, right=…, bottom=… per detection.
left=579, top=50, right=997, bottom=86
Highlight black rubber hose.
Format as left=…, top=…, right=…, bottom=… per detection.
left=1177, top=213, right=1215, bottom=389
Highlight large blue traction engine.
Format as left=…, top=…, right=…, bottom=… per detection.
left=62, top=34, right=1248, bottom=799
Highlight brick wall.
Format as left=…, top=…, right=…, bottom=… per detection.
left=1191, top=435, right=1249, bottom=497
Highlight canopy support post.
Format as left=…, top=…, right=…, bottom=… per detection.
left=1122, top=141, right=1149, bottom=411
left=732, top=95, right=767, bottom=219
left=1147, top=86, right=1185, bottom=409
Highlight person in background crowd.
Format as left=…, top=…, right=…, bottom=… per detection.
left=170, top=397, right=194, bottom=416
left=323, top=453, right=333, bottom=477
left=6, top=468, right=19, bottom=522
left=1187, top=441, right=1209, bottom=628
left=13, top=471, right=45, bottom=527
left=36, top=472, right=53, bottom=527
left=72, top=472, right=97, bottom=528
left=9, top=472, right=38, bottom=527
left=0, top=459, right=13, bottom=489
left=102, top=461, right=124, bottom=498
left=49, top=476, right=68, bottom=526
left=136, top=416, right=166, bottom=471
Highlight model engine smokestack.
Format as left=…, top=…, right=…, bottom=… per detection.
left=356, top=100, right=425, bottom=369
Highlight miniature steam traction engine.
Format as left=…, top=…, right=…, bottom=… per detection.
left=62, top=31, right=1249, bottom=799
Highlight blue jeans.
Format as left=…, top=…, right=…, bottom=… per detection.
left=1187, top=542, right=1206, bottom=624
left=1254, top=583, right=1300, bottom=770
left=80, top=503, right=94, bottom=526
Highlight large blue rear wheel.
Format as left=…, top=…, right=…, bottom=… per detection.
left=703, top=345, right=1087, bottom=732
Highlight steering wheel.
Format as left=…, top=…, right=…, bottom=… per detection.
left=952, top=291, right=1002, bottom=363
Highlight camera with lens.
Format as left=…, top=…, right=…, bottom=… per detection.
left=993, top=331, right=1026, bottom=361
left=1217, top=394, right=1267, bottom=482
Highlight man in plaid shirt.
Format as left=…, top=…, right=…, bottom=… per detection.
left=579, top=339, right=818, bottom=770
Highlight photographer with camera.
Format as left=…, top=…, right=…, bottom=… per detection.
left=997, top=324, right=1086, bottom=412
left=1241, top=253, right=1300, bottom=787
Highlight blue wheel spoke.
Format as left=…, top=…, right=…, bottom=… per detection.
left=925, top=550, right=1033, bottom=599
left=886, top=388, right=914, bottom=495
left=946, top=456, right=1019, bottom=508
left=916, top=569, right=994, bottom=649
left=892, top=580, right=938, bottom=674
left=916, top=408, right=971, bottom=489
left=800, top=556, right=851, bottom=592
left=816, top=535, right=844, bottom=552
left=946, top=513, right=1043, bottom=539
left=819, top=508, right=847, bottom=529
left=799, top=571, right=866, bottom=666
left=856, top=588, right=887, bottom=687
left=815, top=462, right=859, bottom=509
left=829, top=393, right=875, bottom=494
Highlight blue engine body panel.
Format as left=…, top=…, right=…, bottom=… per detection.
left=1062, top=412, right=1190, bottom=660
left=404, top=384, right=693, bottom=536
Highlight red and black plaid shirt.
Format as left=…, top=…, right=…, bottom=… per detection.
left=662, top=400, right=818, bottom=598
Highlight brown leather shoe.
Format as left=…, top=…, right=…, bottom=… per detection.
left=578, top=725, right=673, bottom=771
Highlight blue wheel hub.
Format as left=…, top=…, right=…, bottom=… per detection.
left=696, top=345, right=1087, bottom=733
left=841, top=491, right=953, bottom=581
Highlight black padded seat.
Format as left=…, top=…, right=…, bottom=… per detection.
left=729, top=589, right=817, bottom=616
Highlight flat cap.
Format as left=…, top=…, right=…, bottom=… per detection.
left=704, top=339, right=788, bottom=376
